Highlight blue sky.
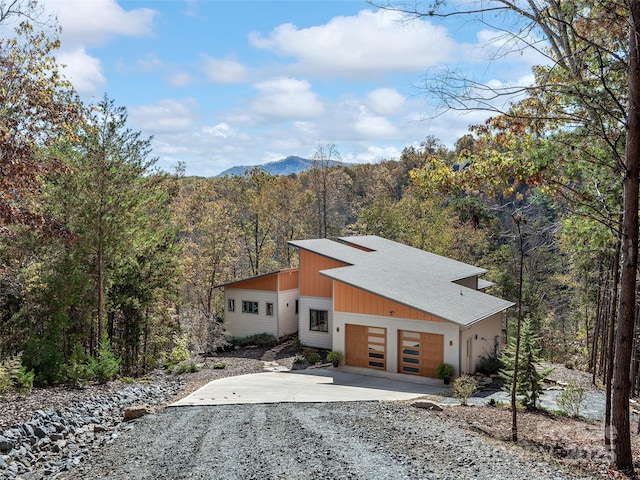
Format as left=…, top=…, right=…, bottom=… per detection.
left=43, top=0, right=542, bottom=176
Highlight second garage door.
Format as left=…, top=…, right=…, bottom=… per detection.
left=345, top=324, right=386, bottom=370
left=398, top=330, right=444, bottom=378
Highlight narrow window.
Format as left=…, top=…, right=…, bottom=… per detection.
left=228, top=299, right=235, bottom=312
left=295, top=300, right=299, bottom=314
left=310, top=309, right=328, bottom=332
left=266, top=303, right=274, bottom=316
left=242, top=300, right=258, bottom=314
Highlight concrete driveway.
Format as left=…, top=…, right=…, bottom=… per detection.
left=171, top=368, right=448, bottom=407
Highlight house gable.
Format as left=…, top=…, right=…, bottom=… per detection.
left=278, top=269, right=299, bottom=291
left=299, top=249, right=349, bottom=298
left=334, top=281, right=446, bottom=323
left=227, top=274, right=277, bottom=292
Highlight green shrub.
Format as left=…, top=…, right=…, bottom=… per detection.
left=306, top=352, right=320, bottom=364
left=120, top=376, right=135, bottom=384
left=213, top=362, right=226, bottom=369
left=0, top=362, right=11, bottom=393
left=66, top=344, right=91, bottom=387
left=169, top=334, right=191, bottom=364
left=232, top=333, right=278, bottom=348
left=326, top=351, right=343, bottom=366
left=0, top=353, right=34, bottom=394
left=435, top=363, right=455, bottom=383
left=292, top=336, right=302, bottom=353
left=24, top=337, right=65, bottom=386
left=13, top=363, right=34, bottom=394
left=89, top=335, right=121, bottom=384
left=487, top=398, right=502, bottom=407
left=172, top=360, right=200, bottom=375
left=557, top=381, right=586, bottom=417
left=453, top=375, right=477, bottom=406
left=475, top=353, right=504, bottom=375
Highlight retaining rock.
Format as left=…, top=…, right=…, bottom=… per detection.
left=0, top=373, right=185, bottom=479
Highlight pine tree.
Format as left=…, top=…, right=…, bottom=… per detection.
left=500, top=317, right=552, bottom=410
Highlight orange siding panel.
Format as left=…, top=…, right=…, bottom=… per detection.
left=229, top=274, right=277, bottom=291
left=334, top=281, right=445, bottom=323
left=278, top=270, right=299, bottom=291
left=299, top=249, right=348, bottom=298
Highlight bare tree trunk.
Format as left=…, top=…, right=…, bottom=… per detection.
left=606, top=237, right=621, bottom=447
left=97, top=242, right=105, bottom=348
left=612, top=3, right=640, bottom=471
left=511, top=213, right=525, bottom=442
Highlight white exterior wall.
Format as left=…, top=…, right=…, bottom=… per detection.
left=298, top=296, right=333, bottom=349
left=459, top=312, right=503, bottom=374
left=224, top=288, right=278, bottom=339
left=332, top=312, right=461, bottom=374
left=277, top=289, right=299, bottom=338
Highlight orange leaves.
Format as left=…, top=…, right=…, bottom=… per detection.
left=0, top=14, right=81, bottom=236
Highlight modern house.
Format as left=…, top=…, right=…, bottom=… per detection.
left=222, top=235, right=514, bottom=378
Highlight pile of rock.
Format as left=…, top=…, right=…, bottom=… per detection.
left=0, top=374, right=185, bottom=479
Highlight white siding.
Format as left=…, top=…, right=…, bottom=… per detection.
left=223, top=288, right=278, bottom=339
left=298, top=296, right=333, bottom=349
left=277, top=289, right=299, bottom=338
left=332, top=312, right=460, bottom=374
left=459, top=312, right=502, bottom=374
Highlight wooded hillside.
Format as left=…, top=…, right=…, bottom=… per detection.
left=2, top=0, right=640, bottom=473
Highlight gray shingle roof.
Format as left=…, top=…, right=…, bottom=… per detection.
left=289, top=235, right=513, bottom=327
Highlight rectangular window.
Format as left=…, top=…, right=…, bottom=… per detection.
left=295, top=300, right=299, bottom=314
left=310, top=309, right=328, bottom=332
left=228, top=299, right=235, bottom=312
left=266, top=303, right=274, bottom=316
left=242, top=300, right=258, bottom=314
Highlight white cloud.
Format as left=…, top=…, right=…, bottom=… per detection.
left=354, top=106, right=398, bottom=138
left=203, top=123, right=231, bottom=139
left=251, top=77, right=324, bottom=119
left=365, top=88, right=406, bottom=116
left=129, top=99, right=199, bottom=134
left=136, top=53, right=164, bottom=73
left=203, top=56, right=247, bottom=84
left=46, top=0, right=157, bottom=96
left=47, top=0, right=157, bottom=47
left=57, top=48, right=106, bottom=95
left=249, top=9, right=455, bottom=79
left=169, top=72, right=194, bottom=87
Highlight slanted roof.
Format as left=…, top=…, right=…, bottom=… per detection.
left=288, top=238, right=368, bottom=265
left=289, top=235, right=513, bottom=327
left=339, top=235, right=487, bottom=282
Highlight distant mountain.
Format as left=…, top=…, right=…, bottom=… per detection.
left=216, top=156, right=345, bottom=177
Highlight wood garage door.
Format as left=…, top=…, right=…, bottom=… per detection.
left=345, top=324, right=386, bottom=370
left=398, top=330, right=444, bottom=378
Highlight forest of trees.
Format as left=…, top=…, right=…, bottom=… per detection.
left=2, top=0, right=640, bottom=473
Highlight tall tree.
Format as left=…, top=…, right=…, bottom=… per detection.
left=70, top=96, right=159, bottom=350
left=309, top=144, right=343, bottom=238
left=0, top=0, right=80, bottom=236
left=373, top=0, right=637, bottom=470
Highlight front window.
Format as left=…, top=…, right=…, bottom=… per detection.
left=228, top=299, right=235, bottom=312
left=242, top=300, right=258, bottom=314
left=266, top=303, right=274, bottom=316
left=310, top=309, right=328, bottom=332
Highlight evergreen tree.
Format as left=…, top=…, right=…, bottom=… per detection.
left=500, top=317, right=552, bottom=410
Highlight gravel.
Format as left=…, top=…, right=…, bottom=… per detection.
left=0, top=349, right=612, bottom=479
left=59, top=401, right=592, bottom=480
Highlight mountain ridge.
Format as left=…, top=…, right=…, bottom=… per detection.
left=216, top=156, right=346, bottom=177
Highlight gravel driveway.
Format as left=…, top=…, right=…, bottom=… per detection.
left=60, top=401, right=591, bottom=480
